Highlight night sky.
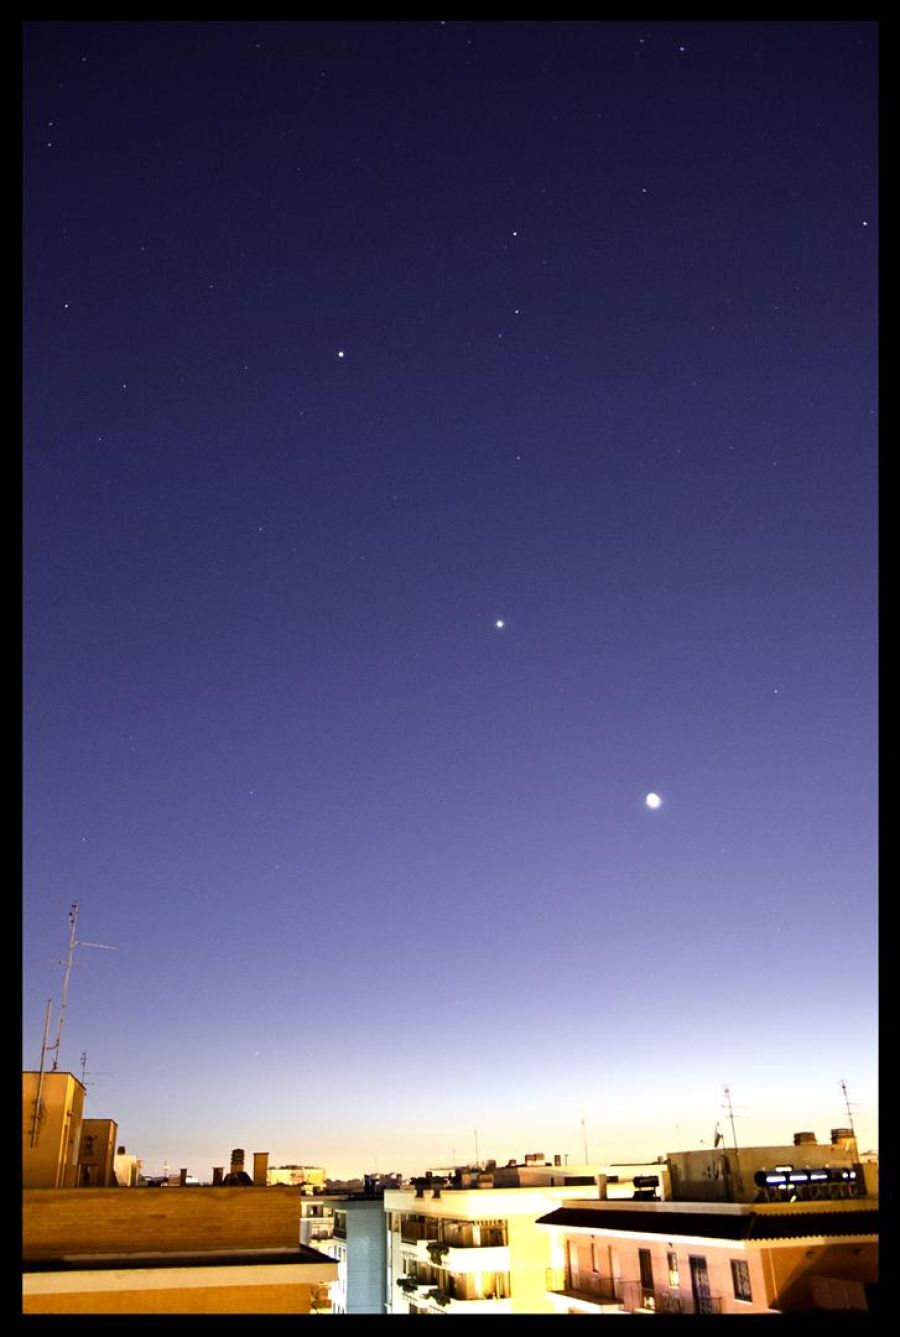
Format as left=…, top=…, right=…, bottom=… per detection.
left=24, top=21, right=877, bottom=1179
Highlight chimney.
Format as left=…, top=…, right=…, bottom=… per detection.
left=554, top=1154, right=562, bottom=1166
left=212, top=1166, right=224, bottom=1186
left=231, top=1148, right=246, bottom=1175
left=179, top=1167, right=188, bottom=1187
left=831, top=1128, right=855, bottom=1145
left=117, top=1145, right=126, bottom=1155
left=793, top=1132, right=817, bottom=1146
left=253, top=1151, right=269, bottom=1186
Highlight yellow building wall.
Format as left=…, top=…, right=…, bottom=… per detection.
left=24, top=1187, right=305, bottom=1259
left=23, top=1283, right=314, bottom=1315
left=77, top=1118, right=118, bottom=1187
left=508, top=1214, right=554, bottom=1314
left=22, top=1073, right=85, bottom=1189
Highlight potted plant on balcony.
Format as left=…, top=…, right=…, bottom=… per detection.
left=427, top=1288, right=451, bottom=1308
left=396, top=1277, right=419, bottom=1295
left=426, top=1243, right=449, bottom=1266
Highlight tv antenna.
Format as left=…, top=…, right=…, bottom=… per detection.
left=839, top=1079, right=859, bottom=1140
left=721, top=1085, right=746, bottom=1197
left=46, top=903, right=117, bottom=1073
left=580, top=1116, right=590, bottom=1163
left=79, top=1050, right=114, bottom=1088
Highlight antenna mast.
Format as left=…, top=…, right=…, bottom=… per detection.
left=47, top=902, right=117, bottom=1073
left=30, top=999, right=54, bottom=1147
left=722, top=1085, right=745, bottom=1197
left=839, top=1079, right=858, bottom=1140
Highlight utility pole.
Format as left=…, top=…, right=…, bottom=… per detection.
left=580, top=1117, right=589, bottom=1163
left=46, top=903, right=116, bottom=1073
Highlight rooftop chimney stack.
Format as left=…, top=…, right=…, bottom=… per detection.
left=179, top=1167, right=188, bottom=1187
left=212, top=1167, right=224, bottom=1186
left=253, top=1151, right=269, bottom=1186
left=230, top=1148, right=245, bottom=1175
left=793, top=1131, right=817, bottom=1146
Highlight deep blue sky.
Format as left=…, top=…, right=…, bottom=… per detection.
left=24, top=21, right=877, bottom=1178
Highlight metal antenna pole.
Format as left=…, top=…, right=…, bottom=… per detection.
left=48, top=902, right=117, bottom=1073
left=581, top=1117, right=589, bottom=1164
left=722, top=1086, right=745, bottom=1197
left=49, top=904, right=79, bottom=1071
left=839, top=1079, right=858, bottom=1140
left=473, top=1129, right=479, bottom=1166
left=30, top=999, right=54, bottom=1146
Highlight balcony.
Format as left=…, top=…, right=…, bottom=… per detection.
left=437, top=1224, right=507, bottom=1249
left=414, top=1286, right=512, bottom=1314
left=415, top=1240, right=511, bottom=1275
left=400, top=1222, right=439, bottom=1245
left=546, top=1270, right=722, bottom=1315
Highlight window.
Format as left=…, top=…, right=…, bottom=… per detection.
left=731, top=1259, right=752, bottom=1302
left=638, top=1249, right=654, bottom=1291
left=591, top=1239, right=601, bottom=1273
left=667, top=1251, right=679, bottom=1287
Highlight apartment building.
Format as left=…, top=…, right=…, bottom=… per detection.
left=76, top=1118, right=118, bottom=1187
left=23, top=1071, right=86, bottom=1189
left=385, top=1160, right=607, bottom=1315
left=23, top=1185, right=338, bottom=1315
left=532, top=1125, right=877, bottom=1314
left=320, top=1197, right=387, bottom=1314
left=537, top=1197, right=877, bottom=1314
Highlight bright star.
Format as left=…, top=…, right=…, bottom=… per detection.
left=495, top=619, right=505, bottom=629
left=645, top=792, right=662, bottom=809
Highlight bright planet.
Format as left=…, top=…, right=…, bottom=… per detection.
left=645, top=793, right=662, bottom=809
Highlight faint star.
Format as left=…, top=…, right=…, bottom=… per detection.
left=337, top=349, right=345, bottom=358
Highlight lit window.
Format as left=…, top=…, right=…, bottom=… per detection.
left=667, top=1251, right=679, bottom=1287
left=731, top=1259, right=752, bottom=1302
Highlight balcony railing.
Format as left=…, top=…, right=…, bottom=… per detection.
left=546, top=1268, right=620, bottom=1304
left=438, top=1226, right=508, bottom=1248
left=546, top=1270, right=722, bottom=1314
left=400, top=1223, right=438, bottom=1244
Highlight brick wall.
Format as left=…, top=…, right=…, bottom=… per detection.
left=23, top=1187, right=303, bottom=1259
